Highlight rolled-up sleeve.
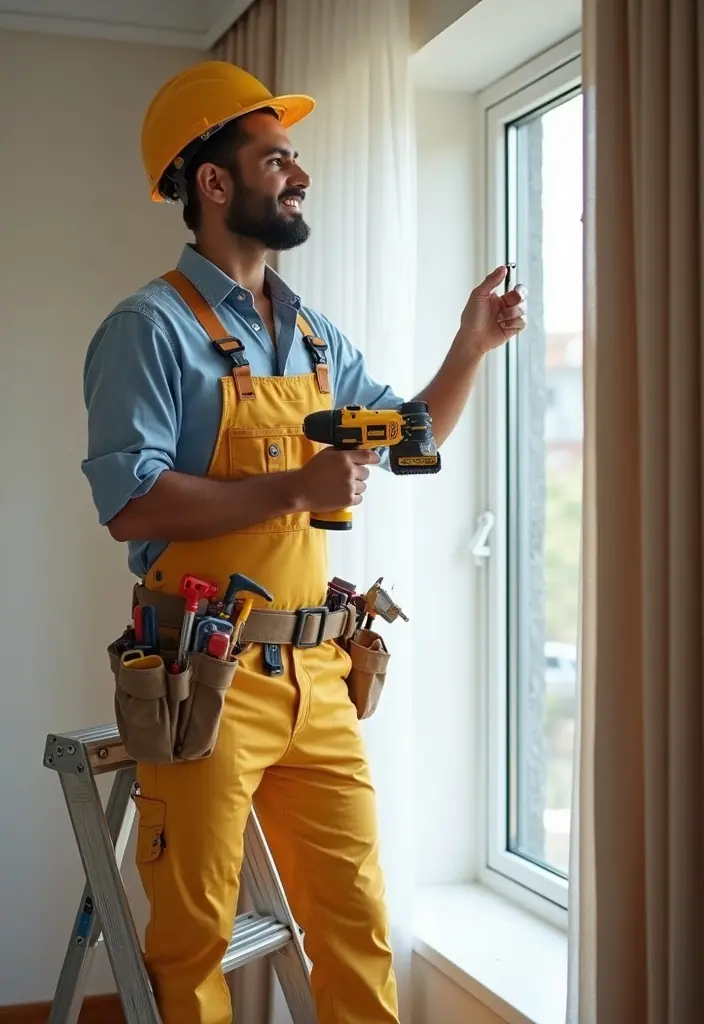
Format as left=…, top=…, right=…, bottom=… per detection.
left=81, top=309, right=181, bottom=526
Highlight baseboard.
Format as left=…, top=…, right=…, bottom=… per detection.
left=0, top=993, right=124, bottom=1023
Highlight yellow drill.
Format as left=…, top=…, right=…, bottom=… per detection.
left=302, top=401, right=441, bottom=530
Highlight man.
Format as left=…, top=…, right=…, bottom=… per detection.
left=82, top=61, right=527, bottom=1024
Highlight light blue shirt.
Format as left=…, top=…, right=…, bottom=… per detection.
left=82, top=243, right=404, bottom=577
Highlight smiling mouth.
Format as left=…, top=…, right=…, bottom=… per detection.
left=280, top=194, right=303, bottom=212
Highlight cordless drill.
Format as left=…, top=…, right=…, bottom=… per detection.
left=302, top=401, right=441, bottom=530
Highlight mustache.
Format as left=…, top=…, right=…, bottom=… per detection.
left=279, top=188, right=306, bottom=203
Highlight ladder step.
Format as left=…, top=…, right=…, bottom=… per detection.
left=224, top=912, right=292, bottom=973
left=45, top=725, right=132, bottom=775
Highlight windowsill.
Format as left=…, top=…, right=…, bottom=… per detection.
left=413, top=884, right=568, bottom=1024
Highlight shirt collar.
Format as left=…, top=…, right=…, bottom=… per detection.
left=176, top=243, right=301, bottom=310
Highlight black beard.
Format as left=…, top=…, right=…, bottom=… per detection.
left=225, top=184, right=311, bottom=251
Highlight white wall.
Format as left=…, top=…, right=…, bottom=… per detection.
left=411, top=88, right=484, bottom=888
left=0, top=29, right=203, bottom=1005
left=412, top=955, right=506, bottom=1024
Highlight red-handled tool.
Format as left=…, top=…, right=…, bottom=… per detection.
left=133, top=605, right=144, bottom=645
left=206, top=631, right=230, bottom=660
left=175, top=574, right=218, bottom=670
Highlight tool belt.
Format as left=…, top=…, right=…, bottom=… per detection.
left=107, top=585, right=391, bottom=766
left=132, top=584, right=390, bottom=722
left=132, top=585, right=358, bottom=646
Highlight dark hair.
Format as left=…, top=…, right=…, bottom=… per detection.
left=160, top=107, right=279, bottom=232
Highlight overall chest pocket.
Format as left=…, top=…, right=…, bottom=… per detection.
left=227, top=427, right=321, bottom=534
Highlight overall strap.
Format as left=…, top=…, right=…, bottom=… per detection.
left=297, top=312, right=331, bottom=394
left=161, top=269, right=255, bottom=401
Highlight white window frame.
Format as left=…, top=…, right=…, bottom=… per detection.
left=475, top=34, right=582, bottom=924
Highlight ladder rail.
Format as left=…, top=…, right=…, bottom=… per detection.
left=243, top=815, right=317, bottom=1023
left=52, top=746, right=161, bottom=1023
left=44, top=727, right=319, bottom=1024
left=48, top=766, right=136, bottom=1024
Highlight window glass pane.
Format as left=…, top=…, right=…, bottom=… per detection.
left=507, top=91, right=583, bottom=877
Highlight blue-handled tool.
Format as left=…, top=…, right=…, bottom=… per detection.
left=222, top=573, right=273, bottom=620
left=193, top=617, right=233, bottom=654
left=221, top=573, right=274, bottom=654
left=141, top=605, right=159, bottom=651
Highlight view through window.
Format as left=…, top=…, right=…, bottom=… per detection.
left=506, top=90, right=583, bottom=878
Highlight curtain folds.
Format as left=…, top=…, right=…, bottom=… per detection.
left=212, top=2, right=416, bottom=1021
left=570, top=2, right=704, bottom=1020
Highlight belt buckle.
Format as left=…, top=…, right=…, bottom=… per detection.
left=293, top=606, right=329, bottom=648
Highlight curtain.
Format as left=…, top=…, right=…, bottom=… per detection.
left=212, top=0, right=278, bottom=84
left=276, top=4, right=416, bottom=1018
left=213, top=9, right=279, bottom=1020
left=568, top=1, right=704, bottom=1020
left=213, top=2, right=416, bottom=1021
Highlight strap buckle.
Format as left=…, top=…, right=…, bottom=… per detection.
left=303, top=335, right=327, bottom=365
left=214, top=337, right=249, bottom=369
left=302, top=335, right=331, bottom=394
left=292, top=606, right=329, bottom=648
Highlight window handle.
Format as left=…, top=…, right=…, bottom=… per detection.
left=469, top=511, right=495, bottom=565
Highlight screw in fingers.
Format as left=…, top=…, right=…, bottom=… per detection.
left=504, top=262, right=517, bottom=293
left=46, top=756, right=55, bottom=766
left=98, top=748, right=108, bottom=759
left=56, top=745, right=64, bottom=756
left=76, top=764, right=85, bottom=774
left=67, top=745, right=75, bottom=755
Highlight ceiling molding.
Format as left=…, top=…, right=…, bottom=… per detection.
left=0, top=1, right=255, bottom=51
left=0, top=10, right=202, bottom=47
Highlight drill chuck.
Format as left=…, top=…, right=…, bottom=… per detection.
left=302, top=408, right=346, bottom=445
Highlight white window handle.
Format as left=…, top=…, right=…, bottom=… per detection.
left=469, top=511, right=495, bottom=565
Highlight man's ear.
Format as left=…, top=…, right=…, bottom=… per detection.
left=196, top=163, right=231, bottom=208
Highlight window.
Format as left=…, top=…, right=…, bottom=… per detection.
left=480, top=48, right=583, bottom=912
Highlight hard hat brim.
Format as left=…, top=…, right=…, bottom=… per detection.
left=151, top=92, right=315, bottom=203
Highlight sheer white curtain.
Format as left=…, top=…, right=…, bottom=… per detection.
left=277, top=1, right=417, bottom=1019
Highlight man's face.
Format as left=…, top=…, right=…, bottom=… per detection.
left=224, top=112, right=311, bottom=251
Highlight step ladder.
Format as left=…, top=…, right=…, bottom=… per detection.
left=43, top=724, right=318, bottom=1024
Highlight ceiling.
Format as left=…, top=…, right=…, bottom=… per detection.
left=0, top=0, right=253, bottom=49
left=411, top=0, right=582, bottom=92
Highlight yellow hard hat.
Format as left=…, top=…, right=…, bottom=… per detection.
left=141, top=60, right=315, bottom=202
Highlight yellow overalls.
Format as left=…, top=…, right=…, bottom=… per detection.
left=134, top=270, right=399, bottom=1024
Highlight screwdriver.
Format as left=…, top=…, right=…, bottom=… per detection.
left=175, top=574, right=218, bottom=670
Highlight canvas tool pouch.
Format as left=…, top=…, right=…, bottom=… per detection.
left=345, top=627, right=391, bottom=720
left=108, top=631, right=238, bottom=764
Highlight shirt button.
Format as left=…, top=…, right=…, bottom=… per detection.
left=237, top=292, right=246, bottom=301
left=252, top=323, right=261, bottom=332
left=268, top=444, right=280, bottom=458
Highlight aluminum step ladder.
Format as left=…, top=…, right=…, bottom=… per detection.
left=43, top=723, right=318, bottom=1024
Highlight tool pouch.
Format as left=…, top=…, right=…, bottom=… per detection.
left=108, top=631, right=238, bottom=764
left=174, top=651, right=237, bottom=760
left=345, top=628, right=391, bottom=720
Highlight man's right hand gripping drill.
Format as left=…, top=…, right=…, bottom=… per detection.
left=106, top=448, right=380, bottom=544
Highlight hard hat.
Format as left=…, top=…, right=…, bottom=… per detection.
left=141, top=60, right=315, bottom=203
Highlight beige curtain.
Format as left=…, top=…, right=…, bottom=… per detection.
left=572, top=1, right=704, bottom=1021
left=212, top=0, right=279, bottom=85
left=211, top=10, right=279, bottom=1024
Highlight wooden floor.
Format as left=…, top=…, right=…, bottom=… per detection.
left=0, top=994, right=124, bottom=1022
